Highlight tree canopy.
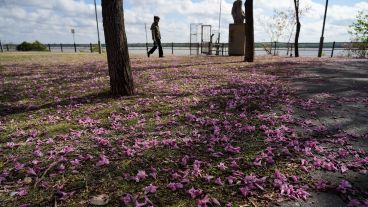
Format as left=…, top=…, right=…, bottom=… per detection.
left=349, top=10, right=368, bottom=42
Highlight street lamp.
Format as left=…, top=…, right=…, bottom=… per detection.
left=94, top=0, right=102, bottom=54
left=318, top=0, right=329, bottom=57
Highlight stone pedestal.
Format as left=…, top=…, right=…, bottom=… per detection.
left=228, top=23, right=246, bottom=56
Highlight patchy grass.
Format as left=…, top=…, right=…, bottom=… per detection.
left=0, top=53, right=367, bottom=206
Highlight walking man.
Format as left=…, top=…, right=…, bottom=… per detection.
left=148, top=16, right=163, bottom=58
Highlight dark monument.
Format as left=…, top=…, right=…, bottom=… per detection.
left=229, top=0, right=246, bottom=56
left=231, top=0, right=245, bottom=24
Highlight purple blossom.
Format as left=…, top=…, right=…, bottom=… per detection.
left=348, top=199, right=368, bottom=207
left=198, top=194, right=211, bottom=207
left=120, top=194, right=132, bottom=205
left=6, top=142, right=19, bottom=149
left=280, top=184, right=310, bottom=200
left=144, top=184, right=158, bottom=194
left=94, top=137, right=111, bottom=147
left=33, top=149, right=44, bottom=157
left=181, top=155, right=189, bottom=166
left=215, top=177, right=224, bottom=186
left=187, top=187, right=203, bottom=199
left=70, top=159, right=81, bottom=167
left=15, top=162, right=25, bottom=171
left=225, top=145, right=241, bottom=154
left=337, top=180, right=352, bottom=194
left=96, top=155, right=109, bottom=167
left=59, top=146, right=75, bottom=155
left=314, top=180, right=329, bottom=190
left=167, top=182, right=184, bottom=191
left=27, top=167, right=37, bottom=176
left=134, top=170, right=147, bottom=182
left=273, top=170, right=287, bottom=188
left=227, top=176, right=235, bottom=185
left=239, top=187, right=251, bottom=197
left=203, top=174, right=214, bottom=183
left=217, top=162, right=227, bottom=171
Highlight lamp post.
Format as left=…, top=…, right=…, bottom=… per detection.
left=318, top=0, right=328, bottom=57
left=94, top=0, right=102, bottom=54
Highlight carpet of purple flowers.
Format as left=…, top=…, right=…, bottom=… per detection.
left=0, top=53, right=367, bottom=206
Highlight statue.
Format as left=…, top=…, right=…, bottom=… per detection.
left=232, top=0, right=245, bottom=24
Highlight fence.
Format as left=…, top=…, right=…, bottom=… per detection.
left=0, top=41, right=366, bottom=58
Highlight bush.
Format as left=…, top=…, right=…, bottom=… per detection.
left=16, top=41, right=48, bottom=51
left=344, top=42, right=368, bottom=58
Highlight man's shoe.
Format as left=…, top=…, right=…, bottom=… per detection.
left=159, top=56, right=164, bottom=58
left=147, top=52, right=150, bottom=57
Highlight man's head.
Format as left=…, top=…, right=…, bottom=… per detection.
left=154, top=16, right=160, bottom=23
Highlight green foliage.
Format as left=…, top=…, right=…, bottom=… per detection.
left=347, top=11, right=368, bottom=58
left=16, top=41, right=48, bottom=51
left=349, top=10, right=368, bottom=43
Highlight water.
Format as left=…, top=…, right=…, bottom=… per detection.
left=4, top=45, right=350, bottom=58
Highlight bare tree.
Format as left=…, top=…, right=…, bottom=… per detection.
left=244, top=0, right=254, bottom=62
left=101, top=0, right=134, bottom=96
left=294, top=0, right=301, bottom=57
left=259, top=10, right=290, bottom=55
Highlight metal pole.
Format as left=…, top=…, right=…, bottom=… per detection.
left=48, top=44, right=51, bottom=52
left=190, top=25, right=192, bottom=56
left=172, top=42, right=174, bottom=55
left=197, top=43, right=199, bottom=56
left=145, top=23, right=149, bottom=54
left=331, top=41, right=335, bottom=58
left=60, top=44, right=63, bottom=52
left=270, top=41, right=273, bottom=55
left=0, top=41, right=3, bottom=53
left=72, top=31, right=77, bottom=53
left=6, top=44, right=9, bottom=51
left=218, top=0, right=222, bottom=44
left=201, top=26, right=203, bottom=54
left=90, top=43, right=93, bottom=53
left=318, top=0, right=328, bottom=57
left=274, top=41, right=277, bottom=56
left=222, top=43, right=224, bottom=56
left=94, top=0, right=101, bottom=54
left=290, top=43, right=293, bottom=57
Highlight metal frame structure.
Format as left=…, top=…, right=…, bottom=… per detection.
left=190, top=23, right=202, bottom=55
left=201, top=25, right=212, bottom=55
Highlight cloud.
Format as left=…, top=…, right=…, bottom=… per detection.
left=0, top=0, right=366, bottom=44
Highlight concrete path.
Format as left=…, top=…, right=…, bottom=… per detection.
left=280, top=59, right=368, bottom=207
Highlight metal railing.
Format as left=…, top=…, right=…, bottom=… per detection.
left=0, top=41, right=366, bottom=58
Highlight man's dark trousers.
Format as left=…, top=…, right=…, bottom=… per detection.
left=148, top=39, right=163, bottom=57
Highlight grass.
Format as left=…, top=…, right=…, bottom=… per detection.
left=1, top=53, right=366, bottom=206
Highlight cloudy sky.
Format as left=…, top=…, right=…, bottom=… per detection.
left=0, top=0, right=367, bottom=44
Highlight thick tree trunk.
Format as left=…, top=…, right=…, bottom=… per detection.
left=102, top=0, right=134, bottom=96
left=294, top=0, right=300, bottom=57
left=244, top=0, right=254, bottom=62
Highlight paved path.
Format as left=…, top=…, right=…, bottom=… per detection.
left=282, top=59, right=368, bottom=206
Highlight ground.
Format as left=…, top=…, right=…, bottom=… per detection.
left=0, top=53, right=367, bottom=207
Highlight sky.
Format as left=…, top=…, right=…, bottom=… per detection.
left=0, top=0, right=367, bottom=44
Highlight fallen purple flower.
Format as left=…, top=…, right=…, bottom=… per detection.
left=144, top=184, right=158, bottom=194
left=188, top=187, right=203, bottom=199
left=96, top=155, right=109, bottom=167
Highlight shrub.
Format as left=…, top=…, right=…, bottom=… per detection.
left=16, top=41, right=48, bottom=51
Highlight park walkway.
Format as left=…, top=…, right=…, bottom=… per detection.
left=282, top=58, right=368, bottom=206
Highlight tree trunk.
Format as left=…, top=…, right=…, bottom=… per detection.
left=294, top=0, right=300, bottom=57
left=101, top=0, right=134, bottom=96
left=244, top=0, right=254, bottom=62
